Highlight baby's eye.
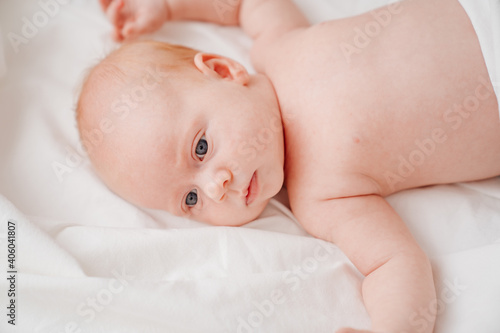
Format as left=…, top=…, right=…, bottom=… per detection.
left=186, top=189, right=198, bottom=207
left=195, top=135, right=208, bottom=160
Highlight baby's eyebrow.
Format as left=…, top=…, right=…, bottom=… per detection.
left=170, top=126, right=193, bottom=216
left=166, top=187, right=185, bottom=217
left=174, top=121, right=195, bottom=170
left=174, top=199, right=185, bottom=217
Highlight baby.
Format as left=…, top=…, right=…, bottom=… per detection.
left=78, top=0, right=500, bottom=332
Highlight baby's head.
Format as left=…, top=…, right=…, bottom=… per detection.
left=77, top=40, right=285, bottom=226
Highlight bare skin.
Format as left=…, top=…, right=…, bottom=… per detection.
left=95, top=0, right=500, bottom=332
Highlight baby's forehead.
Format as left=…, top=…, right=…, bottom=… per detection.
left=87, top=65, right=177, bottom=116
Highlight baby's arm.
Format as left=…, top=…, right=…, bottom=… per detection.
left=296, top=195, right=436, bottom=333
left=167, top=0, right=309, bottom=40
left=101, top=0, right=308, bottom=68
left=169, top=0, right=309, bottom=70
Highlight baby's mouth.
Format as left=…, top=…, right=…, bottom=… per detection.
left=245, top=171, right=259, bottom=206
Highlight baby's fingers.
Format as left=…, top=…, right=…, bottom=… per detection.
left=121, top=16, right=152, bottom=40
left=99, top=0, right=113, bottom=11
left=106, top=0, right=125, bottom=27
left=103, top=0, right=128, bottom=41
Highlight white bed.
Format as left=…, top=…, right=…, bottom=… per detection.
left=1, top=0, right=499, bottom=332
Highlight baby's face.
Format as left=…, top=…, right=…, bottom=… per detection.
left=95, top=59, right=285, bottom=226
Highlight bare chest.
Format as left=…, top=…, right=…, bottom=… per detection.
left=265, top=8, right=500, bottom=203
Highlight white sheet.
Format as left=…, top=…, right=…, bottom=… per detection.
left=0, top=0, right=499, bottom=332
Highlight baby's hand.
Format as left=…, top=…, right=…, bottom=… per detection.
left=99, top=0, right=169, bottom=41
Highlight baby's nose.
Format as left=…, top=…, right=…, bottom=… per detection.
left=202, top=169, right=232, bottom=202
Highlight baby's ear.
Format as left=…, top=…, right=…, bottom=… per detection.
left=194, top=53, right=250, bottom=85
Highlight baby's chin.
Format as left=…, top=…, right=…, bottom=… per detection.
left=198, top=199, right=271, bottom=227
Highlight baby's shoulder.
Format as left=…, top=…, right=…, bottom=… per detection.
left=286, top=169, right=381, bottom=206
